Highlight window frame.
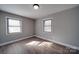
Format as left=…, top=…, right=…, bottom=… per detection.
left=43, top=18, right=52, bottom=32
left=6, top=17, right=22, bottom=35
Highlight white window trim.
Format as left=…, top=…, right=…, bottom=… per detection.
left=43, top=18, right=52, bottom=33
left=5, top=17, right=22, bottom=35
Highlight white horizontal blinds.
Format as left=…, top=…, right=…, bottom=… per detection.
left=44, top=20, right=51, bottom=32
left=9, top=27, right=21, bottom=33
left=7, top=18, right=21, bottom=33
left=45, top=20, right=51, bottom=26
left=8, top=19, right=21, bottom=26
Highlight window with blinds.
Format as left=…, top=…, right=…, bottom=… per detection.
left=43, top=20, right=51, bottom=32
left=7, top=18, right=22, bottom=34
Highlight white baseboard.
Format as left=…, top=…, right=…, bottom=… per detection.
left=1, top=35, right=79, bottom=50
left=0, top=35, right=34, bottom=46
left=35, top=35, right=79, bottom=50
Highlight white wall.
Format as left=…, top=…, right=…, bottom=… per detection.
left=0, top=6, right=79, bottom=49
left=0, top=11, right=35, bottom=44
left=35, top=6, right=79, bottom=48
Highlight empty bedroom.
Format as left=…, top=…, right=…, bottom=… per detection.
left=0, top=4, right=79, bottom=54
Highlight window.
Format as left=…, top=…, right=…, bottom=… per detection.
left=7, top=18, right=22, bottom=34
left=44, top=20, right=51, bottom=32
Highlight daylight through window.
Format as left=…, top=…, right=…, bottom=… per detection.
left=7, top=18, right=22, bottom=34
